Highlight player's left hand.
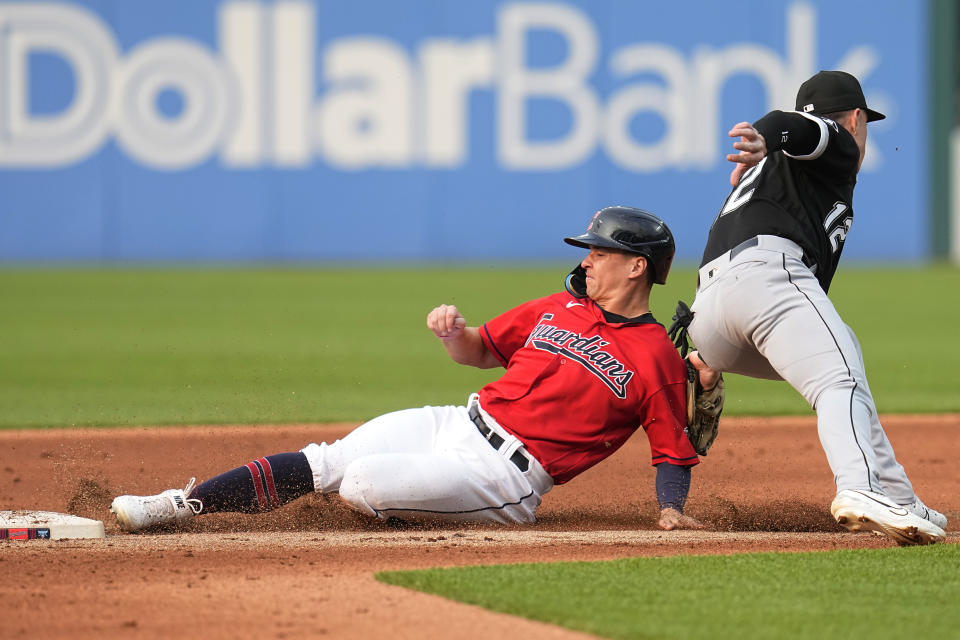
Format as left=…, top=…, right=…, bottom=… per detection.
left=727, top=121, right=767, bottom=186
left=426, top=304, right=467, bottom=340
left=658, top=507, right=705, bottom=531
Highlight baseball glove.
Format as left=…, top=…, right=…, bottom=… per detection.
left=684, top=358, right=724, bottom=456
left=668, top=300, right=724, bottom=455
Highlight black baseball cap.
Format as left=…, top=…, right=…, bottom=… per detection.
left=795, top=70, right=885, bottom=122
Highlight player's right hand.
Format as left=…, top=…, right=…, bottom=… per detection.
left=688, top=351, right=721, bottom=391
left=427, top=304, right=467, bottom=340
left=726, top=121, right=767, bottom=186
left=658, top=507, right=706, bottom=531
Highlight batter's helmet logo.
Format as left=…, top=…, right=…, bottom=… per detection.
left=586, top=210, right=602, bottom=231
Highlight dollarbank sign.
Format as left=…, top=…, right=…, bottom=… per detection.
left=0, top=1, right=926, bottom=260
left=0, top=1, right=888, bottom=171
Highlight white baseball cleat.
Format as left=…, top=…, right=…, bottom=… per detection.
left=900, top=496, right=948, bottom=530
left=110, top=478, right=202, bottom=533
left=831, top=489, right=946, bottom=546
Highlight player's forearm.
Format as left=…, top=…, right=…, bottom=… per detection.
left=754, top=110, right=826, bottom=158
left=441, top=327, right=501, bottom=369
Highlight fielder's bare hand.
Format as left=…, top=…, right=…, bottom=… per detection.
left=658, top=507, right=705, bottom=531
left=688, top=350, right=721, bottom=391
left=727, top=121, right=767, bottom=186
left=427, top=304, right=467, bottom=341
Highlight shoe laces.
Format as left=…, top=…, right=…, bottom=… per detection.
left=182, top=477, right=203, bottom=515
left=895, top=496, right=947, bottom=529
left=913, top=499, right=931, bottom=520
left=143, top=478, right=202, bottom=518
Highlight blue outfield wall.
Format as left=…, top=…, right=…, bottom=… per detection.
left=0, top=0, right=928, bottom=262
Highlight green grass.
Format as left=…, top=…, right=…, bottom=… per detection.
left=1, top=264, right=958, bottom=428
left=4, top=266, right=956, bottom=638
left=377, top=544, right=960, bottom=640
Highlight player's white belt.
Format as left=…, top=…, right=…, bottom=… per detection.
left=468, top=403, right=532, bottom=472
left=698, top=235, right=812, bottom=290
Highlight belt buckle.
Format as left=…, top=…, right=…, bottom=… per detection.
left=480, top=422, right=494, bottom=441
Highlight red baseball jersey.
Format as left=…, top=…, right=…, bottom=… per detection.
left=478, top=291, right=697, bottom=484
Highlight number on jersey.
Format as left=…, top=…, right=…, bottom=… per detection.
left=718, top=157, right=767, bottom=217
left=823, top=202, right=852, bottom=253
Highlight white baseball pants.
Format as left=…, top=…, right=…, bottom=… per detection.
left=688, top=235, right=916, bottom=502
left=300, top=395, right=553, bottom=524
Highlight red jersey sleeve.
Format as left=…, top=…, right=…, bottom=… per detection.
left=479, top=296, right=551, bottom=367
left=642, top=382, right=699, bottom=467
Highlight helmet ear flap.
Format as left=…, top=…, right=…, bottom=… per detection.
left=651, top=249, right=674, bottom=285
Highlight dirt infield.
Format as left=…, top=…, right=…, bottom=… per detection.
left=2, top=415, right=957, bottom=639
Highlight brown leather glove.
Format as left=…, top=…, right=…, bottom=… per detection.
left=684, top=357, right=724, bottom=455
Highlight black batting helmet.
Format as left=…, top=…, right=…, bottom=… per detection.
left=563, top=206, right=675, bottom=285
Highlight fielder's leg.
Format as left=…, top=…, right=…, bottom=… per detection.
left=841, top=326, right=945, bottom=526
left=746, top=260, right=884, bottom=493
left=688, top=249, right=945, bottom=543
left=838, top=325, right=914, bottom=501
left=691, top=250, right=883, bottom=491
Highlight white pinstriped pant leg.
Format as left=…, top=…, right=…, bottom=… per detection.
left=840, top=325, right=915, bottom=502
left=689, top=246, right=916, bottom=500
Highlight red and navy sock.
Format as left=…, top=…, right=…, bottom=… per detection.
left=188, top=452, right=314, bottom=514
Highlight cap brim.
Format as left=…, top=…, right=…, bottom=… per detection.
left=866, top=107, right=885, bottom=122
left=564, top=234, right=620, bottom=251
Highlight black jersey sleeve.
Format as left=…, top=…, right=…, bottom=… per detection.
left=753, top=110, right=828, bottom=158
left=754, top=110, right=860, bottom=179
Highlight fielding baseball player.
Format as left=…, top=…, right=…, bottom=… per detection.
left=676, top=70, right=947, bottom=545
left=111, top=207, right=708, bottom=533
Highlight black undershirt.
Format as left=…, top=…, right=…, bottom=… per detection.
left=600, top=309, right=660, bottom=325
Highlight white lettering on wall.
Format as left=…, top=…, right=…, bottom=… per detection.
left=112, top=39, right=236, bottom=169
left=604, top=44, right=688, bottom=171
left=272, top=1, right=314, bottom=166
left=498, top=3, right=599, bottom=169
left=420, top=39, right=494, bottom=167
left=0, top=1, right=884, bottom=172
left=315, top=38, right=413, bottom=168
left=219, top=1, right=263, bottom=167
left=0, top=3, right=117, bottom=166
